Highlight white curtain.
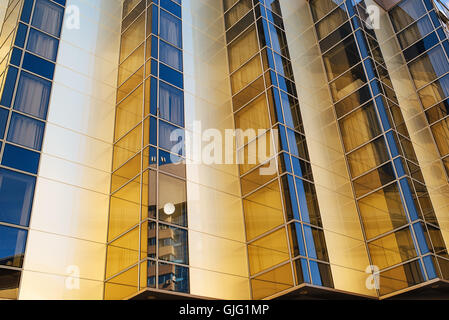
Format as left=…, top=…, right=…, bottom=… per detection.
left=160, top=41, right=182, bottom=71
left=159, top=82, right=184, bottom=126
left=27, top=28, right=58, bottom=61
left=160, top=10, right=181, bottom=48
left=7, top=113, right=45, bottom=150
left=32, top=0, right=64, bottom=37
left=14, top=72, right=51, bottom=119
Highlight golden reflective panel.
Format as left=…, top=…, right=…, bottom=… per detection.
left=104, top=265, right=139, bottom=300
left=251, top=262, right=293, bottom=299
left=106, top=226, right=140, bottom=279
left=228, top=26, right=259, bottom=73
left=230, top=55, right=263, bottom=94
left=243, top=180, right=284, bottom=241
left=241, top=159, right=277, bottom=195
left=347, top=137, right=390, bottom=178
left=247, top=228, right=290, bottom=276
left=114, top=84, right=143, bottom=141
left=238, top=130, right=276, bottom=175
left=368, top=228, right=417, bottom=270
left=379, top=260, right=424, bottom=296
left=358, top=183, right=408, bottom=240
left=111, top=153, right=141, bottom=192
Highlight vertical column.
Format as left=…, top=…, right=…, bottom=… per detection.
left=0, top=0, right=65, bottom=300
left=106, top=0, right=189, bottom=299
left=223, top=0, right=332, bottom=299
left=386, top=0, right=449, bottom=285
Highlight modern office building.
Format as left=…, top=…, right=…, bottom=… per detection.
left=1, top=0, right=449, bottom=300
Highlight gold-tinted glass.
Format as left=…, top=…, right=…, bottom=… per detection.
left=243, top=179, right=284, bottom=241
left=358, top=183, right=408, bottom=240
left=431, top=118, right=449, bottom=157
left=118, top=44, right=144, bottom=86
left=104, top=265, right=139, bottom=300
left=120, top=13, right=145, bottom=63
left=235, top=94, right=270, bottom=147
left=238, top=130, right=275, bottom=175
left=248, top=228, right=289, bottom=275
left=339, top=102, right=382, bottom=152
left=228, top=26, right=258, bottom=73
left=231, top=55, right=262, bottom=94
left=241, top=159, right=277, bottom=195
left=368, top=228, right=417, bottom=270
left=251, top=263, right=293, bottom=299
left=111, top=152, right=141, bottom=192
left=353, top=163, right=396, bottom=198
left=347, top=136, right=389, bottom=178
left=106, top=227, right=140, bottom=279
left=109, top=177, right=141, bottom=241
left=379, top=260, right=424, bottom=296
left=114, top=84, right=143, bottom=141
left=113, top=123, right=142, bottom=171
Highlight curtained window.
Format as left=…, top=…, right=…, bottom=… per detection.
left=160, top=40, right=182, bottom=71
left=159, top=81, right=184, bottom=127
left=159, top=120, right=184, bottom=155
left=160, top=10, right=182, bottom=48
left=31, top=0, right=64, bottom=37
left=13, top=71, right=51, bottom=119
left=7, top=113, right=45, bottom=151
left=27, top=28, right=59, bottom=61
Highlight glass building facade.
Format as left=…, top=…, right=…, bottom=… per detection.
left=0, top=0, right=449, bottom=300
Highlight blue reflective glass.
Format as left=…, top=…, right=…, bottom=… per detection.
left=15, top=23, right=28, bottom=48
left=14, top=71, right=51, bottom=119
left=158, top=262, right=189, bottom=293
left=10, top=47, right=22, bottom=66
left=403, top=32, right=439, bottom=61
left=159, top=81, right=184, bottom=126
left=374, top=96, right=391, bottom=131
left=0, top=225, right=27, bottom=268
left=161, top=0, right=181, bottom=18
left=31, top=0, right=64, bottom=37
left=7, top=113, right=45, bottom=151
left=423, top=255, right=438, bottom=280
left=2, top=144, right=40, bottom=174
left=412, top=223, right=431, bottom=255
left=27, top=28, right=59, bottom=61
left=304, top=225, right=317, bottom=259
left=160, top=40, right=183, bottom=71
left=150, top=116, right=157, bottom=146
left=22, top=53, right=55, bottom=79
left=20, top=0, right=33, bottom=23
left=0, top=67, right=19, bottom=107
left=160, top=10, right=182, bottom=48
left=160, top=64, right=183, bottom=89
left=0, top=168, right=36, bottom=227
left=150, top=77, right=158, bottom=116
left=0, top=108, right=8, bottom=139
left=290, top=222, right=306, bottom=257
left=399, top=178, right=419, bottom=221
left=159, top=120, right=184, bottom=156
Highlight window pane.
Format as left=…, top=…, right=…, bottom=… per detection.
left=158, top=223, right=188, bottom=264
left=353, top=162, right=396, bottom=198
left=389, top=0, right=426, bottom=32
left=243, top=180, right=284, bottom=241
left=379, top=260, right=424, bottom=296
left=368, top=227, right=417, bottom=270
left=431, top=118, right=449, bottom=157
left=159, top=120, right=184, bottom=155
left=0, top=168, right=36, bottom=227
left=347, top=136, right=390, bottom=178
left=339, top=102, right=381, bottom=152
left=26, top=28, right=58, bottom=61
left=409, top=46, right=449, bottom=89
left=7, top=113, right=45, bottom=151
left=358, top=183, right=408, bottom=239
left=0, top=225, right=27, bottom=268
left=0, top=108, right=8, bottom=139
left=160, top=10, right=182, bottom=48
left=159, top=81, right=184, bottom=127
left=13, top=71, right=51, bottom=119
left=160, top=40, right=182, bottom=71
left=31, top=0, right=64, bottom=37
left=323, top=36, right=360, bottom=81
left=0, top=268, right=21, bottom=300
left=158, top=173, right=187, bottom=227
left=158, top=262, right=189, bottom=293
left=228, top=26, right=258, bottom=73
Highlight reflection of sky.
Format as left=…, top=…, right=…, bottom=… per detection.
left=0, top=226, right=27, bottom=260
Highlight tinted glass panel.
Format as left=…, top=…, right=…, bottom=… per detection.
left=31, top=0, right=64, bottom=37
left=0, top=168, right=36, bottom=226
left=0, top=225, right=27, bottom=268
